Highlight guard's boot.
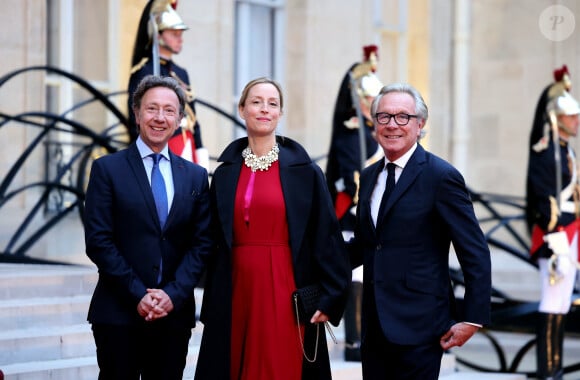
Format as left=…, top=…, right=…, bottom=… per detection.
left=536, top=313, right=565, bottom=380
left=550, top=313, right=565, bottom=380
left=344, top=281, right=362, bottom=362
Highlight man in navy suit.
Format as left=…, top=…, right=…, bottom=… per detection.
left=84, top=75, right=211, bottom=380
left=349, top=83, right=491, bottom=379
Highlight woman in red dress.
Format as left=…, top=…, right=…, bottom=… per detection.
left=195, top=78, right=351, bottom=380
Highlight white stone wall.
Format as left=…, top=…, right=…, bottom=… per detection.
left=1, top=0, right=579, bottom=261
left=430, top=0, right=580, bottom=195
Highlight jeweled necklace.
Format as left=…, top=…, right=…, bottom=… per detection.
left=242, top=143, right=280, bottom=172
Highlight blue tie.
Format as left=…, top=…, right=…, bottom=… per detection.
left=150, top=153, right=168, bottom=227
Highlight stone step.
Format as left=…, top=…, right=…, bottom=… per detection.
left=0, top=263, right=195, bottom=379
left=0, top=324, right=93, bottom=366
left=452, top=330, right=580, bottom=375
left=441, top=373, right=526, bottom=380
left=0, top=295, right=91, bottom=330
left=0, top=264, right=96, bottom=300
left=1, top=356, right=98, bottom=380
left=491, top=265, right=538, bottom=283
left=327, top=360, right=363, bottom=380
left=2, top=330, right=203, bottom=379
left=1, top=352, right=525, bottom=380
left=321, top=356, right=527, bottom=380
left=0, top=263, right=548, bottom=380
left=489, top=265, right=540, bottom=301
left=451, top=247, right=542, bottom=302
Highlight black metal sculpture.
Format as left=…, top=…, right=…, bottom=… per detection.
left=452, top=190, right=580, bottom=376
left=0, top=66, right=243, bottom=263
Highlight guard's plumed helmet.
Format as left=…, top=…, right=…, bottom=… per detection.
left=131, top=0, right=188, bottom=68
left=363, top=45, right=378, bottom=72
left=359, top=73, right=383, bottom=98
left=550, top=91, right=580, bottom=116
left=529, top=65, right=575, bottom=151
left=150, top=0, right=188, bottom=35
left=549, top=65, right=572, bottom=98
left=352, top=45, right=383, bottom=98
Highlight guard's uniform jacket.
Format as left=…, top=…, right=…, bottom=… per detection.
left=325, top=64, right=382, bottom=232
left=528, top=138, right=579, bottom=259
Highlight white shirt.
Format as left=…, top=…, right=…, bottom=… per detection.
left=370, top=143, right=418, bottom=226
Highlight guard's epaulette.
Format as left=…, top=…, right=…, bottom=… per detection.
left=130, top=57, right=149, bottom=75
left=532, top=136, right=549, bottom=152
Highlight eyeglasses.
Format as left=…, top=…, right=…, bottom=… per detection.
left=375, top=112, right=418, bottom=126
left=144, top=106, right=178, bottom=118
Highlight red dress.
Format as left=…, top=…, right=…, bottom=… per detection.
left=230, top=162, right=303, bottom=380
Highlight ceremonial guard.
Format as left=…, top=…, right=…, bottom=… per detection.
left=128, top=0, right=209, bottom=169
left=325, top=45, right=384, bottom=361
left=526, top=65, right=580, bottom=380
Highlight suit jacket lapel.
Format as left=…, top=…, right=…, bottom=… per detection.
left=126, top=144, right=160, bottom=227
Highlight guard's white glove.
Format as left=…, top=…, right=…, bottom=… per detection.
left=544, top=231, right=575, bottom=283
left=544, top=231, right=569, bottom=255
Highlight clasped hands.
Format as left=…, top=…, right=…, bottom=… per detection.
left=137, top=288, right=174, bottom=322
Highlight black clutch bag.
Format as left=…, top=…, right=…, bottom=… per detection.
left=291, top=284, right=337, bottom=363
left=292, top=284, right=322, bottom=324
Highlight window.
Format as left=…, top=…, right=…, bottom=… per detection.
left=45, top=0, right=116, bottom=211
left=234, top=0, right=286, bottom=136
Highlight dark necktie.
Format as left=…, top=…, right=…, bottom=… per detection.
left=151, top=153, right=167, bottom=284
left=150, top=153, right=168, bottom=227
left=378, top=162, right=396, bottom=217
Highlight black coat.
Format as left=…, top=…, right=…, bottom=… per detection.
left=195, top=136, right=350, bottom=380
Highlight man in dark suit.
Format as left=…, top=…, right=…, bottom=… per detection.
left=84, top=75, right=211, bottom=380
left=349, top=83, right=491, bottom=379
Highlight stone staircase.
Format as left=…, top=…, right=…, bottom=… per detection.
left=0, top=262, right=537, bottom=380
left=0, top=264, right=98, bottom=379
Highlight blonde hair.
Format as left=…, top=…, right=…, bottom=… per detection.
left=238, top=77, right=284, bottom=111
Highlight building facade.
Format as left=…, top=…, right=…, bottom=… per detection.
left=1, top=0, right=579, bottom=263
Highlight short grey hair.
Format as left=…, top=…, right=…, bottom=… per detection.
left=370, top=83, right=429, bottom=122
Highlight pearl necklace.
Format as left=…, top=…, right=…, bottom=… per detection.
left=242, top=143, right=280, bottom=172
